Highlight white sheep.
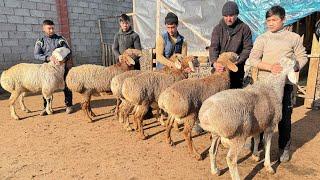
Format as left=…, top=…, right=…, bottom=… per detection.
left=198, top=57, right=297, bottom=180
left=158, top=52, right=239, bottom=160
left=0, top=47, right=70, bottom=120
left=66, top=49, right=142, bottom=122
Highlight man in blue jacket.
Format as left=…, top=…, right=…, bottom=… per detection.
left=34, top=20, right=73, bottom=115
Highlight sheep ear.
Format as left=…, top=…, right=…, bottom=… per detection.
left=175, top=61, right=182, bottom=69
left=288, top=70, right=298, bottom=84
left=125, top=56, right=135, bottom=65
left=225, top=61, right=238, bottom=72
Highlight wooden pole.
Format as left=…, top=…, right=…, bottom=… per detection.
left=304, top=34, right=320, bottom=108
left=98, top=19, right=106, bottom=66
left=156, top=0, right=160, bottom=38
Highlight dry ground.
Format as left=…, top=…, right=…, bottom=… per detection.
left=0, top=92, right=319, bottom=180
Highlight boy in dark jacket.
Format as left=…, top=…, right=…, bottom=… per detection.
left=112, top=14, right=142, bottom=69
left=210, top=1, right=253, bottom=89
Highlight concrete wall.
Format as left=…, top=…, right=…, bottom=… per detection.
left=0, top=0, right=132, bottom=71
left=0, top=0, right=132, bottom=93
left=0, top=0, right=59, bottom=71
left=67, top=0, right=132, bottom=64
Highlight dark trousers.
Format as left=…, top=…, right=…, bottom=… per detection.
left=43, top=64, right=73, bottom=108
left=230, top=63, right=245, bottom=89
left=134, top=58, right=141, bottom=70
left=278, top=84, right=293, bottom=150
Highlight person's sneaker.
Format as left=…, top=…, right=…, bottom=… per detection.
left=192, top=123, right=204, bottom=135
left=40, top=109, right=47, bottom=116
left=65, top=106, right=74, bottom=114
left=279, top=149, right=290, bottom=163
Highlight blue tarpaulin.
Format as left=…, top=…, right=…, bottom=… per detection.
left=235, top=0, right=320, bottom=39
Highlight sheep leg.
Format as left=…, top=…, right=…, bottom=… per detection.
left=120, top=100, right=134, bottom=131
left=81, top=93, right=93, bottom=122
left=115, top=98, right=120, bottom=116
left=42, top=88, right=54, bottom=115
left=159, top=113, right=166, bottom=126
left=88, top=96, right=96, bottom=117
left=9, top=91, right=21, bottom=120
left=118, top=102, right=125, bottom=123
left=165, top=115, right=175, bottom=146
left=118, top=100, right=129, bottom=123
left=19, top=92, right=30, bottom=113
left=252, top=135, right=261, bottom=162
left=264, top=131, right=275, bottom=174
left=210, top=133, right=221, bottom=176
left=173, top=120, right=180, bottom=132
left=135, top=104, right=148, bottom=140
left=226, top=140, right=244, bottom=180
left=183, top=115, right=202, bottom=160
left=43, top=95, right=53, bottom=115
left=48, top=95, right=53, bottom=113
left=124, top=111, right=134, bottom=132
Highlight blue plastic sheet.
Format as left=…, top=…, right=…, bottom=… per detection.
left=235, top=0, right=320, bottom=39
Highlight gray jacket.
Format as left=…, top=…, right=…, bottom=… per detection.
left=34, top=34, right=71, bottom=62
left=112, top=27, right=142, bottom=61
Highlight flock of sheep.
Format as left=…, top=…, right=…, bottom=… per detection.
left=0, top=47, right=297, bottom=180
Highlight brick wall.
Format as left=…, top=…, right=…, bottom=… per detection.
left=0, top=0, right=132, bottom=93
left=0, top=0, right=132, bottom=70
left=0, top=0, right=59, bottom=71
left=67, top=0, right=132, bottom=65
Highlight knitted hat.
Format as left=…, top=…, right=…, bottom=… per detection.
left=222, top=1, right=239, bottom=16
left=165, top=12, right=178, bottom=25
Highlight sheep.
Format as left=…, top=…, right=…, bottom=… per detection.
left=110, top=70, right=142, bottom=122
left=198, top=57, right=297, bottom=180
left=0, top=47, right=71, bottom=120
left=113, top=54, right=192, bottom=131
left=158, top=52, right=239, bottom=160
left=121, top=54, right=197, bottom=139
left=66, top=49, right=142, bottom=122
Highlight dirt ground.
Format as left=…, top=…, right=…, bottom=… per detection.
left=0, top=92, right=319, bottom=180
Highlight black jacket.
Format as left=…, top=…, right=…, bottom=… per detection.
left=112, top=27, right=142, bottom=61
left=209, top=19, right=253, bottom=65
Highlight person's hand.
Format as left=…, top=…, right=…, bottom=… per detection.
left=50, top=56, right=64, bottom=66
left=184, top=67, right=192, bottom=73
left=270, top=63, right=283, bottom=74
left=213, top=62, right=225, bottom=72
left=293, top=63, right=300, bottom=72
left=168, top=61, right=176, bottom=69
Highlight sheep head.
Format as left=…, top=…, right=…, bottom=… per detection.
left=119, top=54, right=135, bottom=66
left=51, top=47, right=71, bottom=66
left=169, top=54, right=197, bottom=72
left=122, top=49, right=143, bottom=59
left=217, top=52, right=239, bottom=72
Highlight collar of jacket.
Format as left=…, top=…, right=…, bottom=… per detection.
left=118, top=27, right=133, bottom=35
left=219, top=18, right=242, bottom=36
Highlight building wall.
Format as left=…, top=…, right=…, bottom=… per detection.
left=0, top=0, right=132, bottom=70
left=0, top=0, right=132, bottom=93
left=67, top=0, right=132, bottom=64
left=0, top=0, right=59, bottom=70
